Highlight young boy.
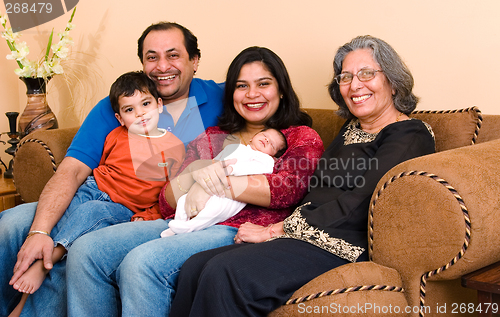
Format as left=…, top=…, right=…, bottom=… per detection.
left=161, top=128, right=287, bottom=237
left=10, top=71, right=185, bottom=314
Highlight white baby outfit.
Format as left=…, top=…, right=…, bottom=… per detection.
left=161, top=144, right=275, bottom=237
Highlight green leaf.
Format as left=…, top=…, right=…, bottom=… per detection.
left=6, top=40, right=23, bottom=68
left=45, top=29, right=54, bottom=61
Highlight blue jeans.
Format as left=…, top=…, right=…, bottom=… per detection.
left=53, top=177, right=133, bottom=251
left=0, top=177, right=133, bottom=317
left=0, top=202, right=39, bottom=317
left=66, top=220, right=238, bottom=317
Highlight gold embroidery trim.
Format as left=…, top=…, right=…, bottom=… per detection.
left=276, top=203, right=365, bottom=263
left=343, top=119, right=377, bottom=145
left=343, top=119, right=435, bottom=146
left=422, top=121, right=435, bottom=139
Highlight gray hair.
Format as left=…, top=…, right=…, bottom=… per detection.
left=328, top=35, right=419, bottom=119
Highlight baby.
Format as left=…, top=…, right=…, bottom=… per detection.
left=161, top=128, right=287, bottom=237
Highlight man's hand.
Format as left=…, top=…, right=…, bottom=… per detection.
left=9, top=233, right=54, bottom=288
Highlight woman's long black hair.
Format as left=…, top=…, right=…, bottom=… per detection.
left=218, top=47, right=311, bottom=133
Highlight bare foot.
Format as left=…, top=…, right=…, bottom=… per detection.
left=12, top=260, right=48, bottom=294
left=8, top=293, right=28, bottom=317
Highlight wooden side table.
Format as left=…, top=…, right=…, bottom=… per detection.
left=0, top=173, right=23, bottom=212
left=462, top=261, right=500, bottom=317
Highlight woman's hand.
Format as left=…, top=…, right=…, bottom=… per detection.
left=184, top=182, right=212, bottom=219
left=189, top=159, right=236, bottom=197
left=233, top=222, right=284, bottom=244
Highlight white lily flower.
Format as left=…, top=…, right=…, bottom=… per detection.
left=1, top=7, right=76, bottom=78
left=50, top=60, right=64, bottom=74
left=15, top=65, right=34, bottom=77
left=58, top=30, right=70, bottom=38
left=51, top=41, right=62, bottom=51
left=60, top=37, right=73, bottom=45
left=54, top=46, right=69, bottom=59
left=2, top=28, right=20, bottom=41
left=36, top=61, right=53, bottom=77
left=16, top=42, right=29, bottom=57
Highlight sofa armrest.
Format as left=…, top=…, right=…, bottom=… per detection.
left=369, top=138, right=500, bottom=309
left=270, top=262, right=408, bottom=317
left=13, top=127, right=79, bottom=203
left=272, top=139, right=500, bottom=317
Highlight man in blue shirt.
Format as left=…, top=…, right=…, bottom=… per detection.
left=0, top=22, right=224, bottom=316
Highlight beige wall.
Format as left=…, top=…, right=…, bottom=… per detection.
left=0, top=0, right=499, bottom=164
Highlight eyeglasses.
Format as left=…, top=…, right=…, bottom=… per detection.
left=334, top=68, right=383, bottom=85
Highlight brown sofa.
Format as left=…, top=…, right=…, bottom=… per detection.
left=13, top=107, right=500, bottom=316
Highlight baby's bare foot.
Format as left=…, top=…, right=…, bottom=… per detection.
left=13, top=260, right=48, bottom=294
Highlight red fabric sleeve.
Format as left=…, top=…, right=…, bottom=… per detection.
left=266, top=126, right=324, bottom=209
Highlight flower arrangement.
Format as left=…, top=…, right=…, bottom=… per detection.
left=0, top=7, right=76, bottom=78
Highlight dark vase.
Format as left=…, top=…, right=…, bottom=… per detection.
left=18, top=77, right=59, bottom=136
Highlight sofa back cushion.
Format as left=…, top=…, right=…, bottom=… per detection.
left=303, top=109, right=344, bottom=150
left=305, top=107, right=483, bottom=153
left=410, top=107, right=482, bottom=152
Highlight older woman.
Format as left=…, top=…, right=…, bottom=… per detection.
left=66, top=46, right=323, bottom=316
left=169, top=35, right=436, bottom=317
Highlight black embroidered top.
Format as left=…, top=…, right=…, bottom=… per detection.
left=280, top=119, right=435, bottom=262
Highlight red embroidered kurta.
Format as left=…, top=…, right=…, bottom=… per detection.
left=159, top=126, right=324, bottom=228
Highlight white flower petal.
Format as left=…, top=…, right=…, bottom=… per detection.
left=3, top=9, right=75, bottom=77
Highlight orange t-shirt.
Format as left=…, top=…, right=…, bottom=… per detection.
left=94, top=126, right=185, bottom=220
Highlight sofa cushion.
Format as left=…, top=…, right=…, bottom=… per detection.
left=269, top=262, right=408, bottom=317
left=410, top=107, right=482, bottom=152
left=304, top=108, right=344, bottom=150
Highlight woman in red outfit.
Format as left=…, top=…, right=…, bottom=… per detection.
left=161, top=46, right=324, bottom=234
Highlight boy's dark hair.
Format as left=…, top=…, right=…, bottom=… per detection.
left=109, top=71, right=160, bottom=114
left=263, top=128, right=288, bottom=158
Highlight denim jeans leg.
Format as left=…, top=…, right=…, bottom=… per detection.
left=0, top=202, right=67, bottom=317
left=66, top=219, right=172, bottom=317
left=118, top=225, right=238, bottom=317
left=0, top=202, right=37, bottom=316
left=52, top=177, right=134, bottom=251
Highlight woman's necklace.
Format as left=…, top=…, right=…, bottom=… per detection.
left=237, top=131, right=248, bottom=145
left=372, top=112, right=404, bottom=134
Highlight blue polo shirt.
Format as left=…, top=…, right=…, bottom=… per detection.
left=66, top=78, right=224, bottom=170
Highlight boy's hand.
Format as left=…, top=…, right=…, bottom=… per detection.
left=132, top=217, right=144, bottom=221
